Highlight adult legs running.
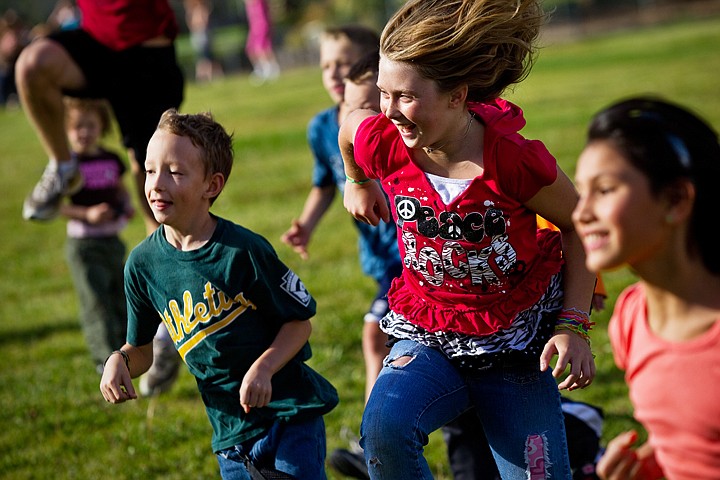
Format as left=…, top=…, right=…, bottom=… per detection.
left=15, top=37, right=84, bottom=221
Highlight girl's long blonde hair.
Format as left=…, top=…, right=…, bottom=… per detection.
left=381, top=0, right=545, bottom=102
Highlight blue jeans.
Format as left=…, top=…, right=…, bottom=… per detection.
left=361, top=340, right=571, bottom=480
left=216, top=416, right=328, bottom=480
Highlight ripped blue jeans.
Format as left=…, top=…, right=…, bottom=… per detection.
left=360, top=339, right=571, bottom=480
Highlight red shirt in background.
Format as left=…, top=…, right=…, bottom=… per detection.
left=78, top=0, right=178, bottom=51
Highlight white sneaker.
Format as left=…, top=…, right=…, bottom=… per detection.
left=23, top=160, right=83, bottom=221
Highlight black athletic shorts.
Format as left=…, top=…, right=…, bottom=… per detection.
left=49, top=29, right=185, bottom=165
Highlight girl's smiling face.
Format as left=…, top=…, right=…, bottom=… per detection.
left=377, top=56, right=456, bottom=151
left=572, top=140, right=671, bottom=273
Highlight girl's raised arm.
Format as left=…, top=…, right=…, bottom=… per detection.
left=339, top=109, right=390, bottom=226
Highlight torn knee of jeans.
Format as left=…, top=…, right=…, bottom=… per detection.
left=368, top=456, right=382, bottom=467
left=524, top=433, right=550, bottom=479
left=388, top=354, right=414, bottom=368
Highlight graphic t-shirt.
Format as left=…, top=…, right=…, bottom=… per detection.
left=67, top=148, right=128, bottom=238
left=353, top=98, right=564, bottom=337
left=124, top=217, right=338, bottom=452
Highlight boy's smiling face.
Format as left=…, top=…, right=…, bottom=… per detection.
left=320, top=37, right=366, bottom=105
left=144, top=129, right=214, bottom=231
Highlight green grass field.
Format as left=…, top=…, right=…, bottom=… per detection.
left=1, top=16, right=719, bottom=479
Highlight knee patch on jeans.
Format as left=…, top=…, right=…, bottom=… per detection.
left=525, top=433, right=550, bottom=479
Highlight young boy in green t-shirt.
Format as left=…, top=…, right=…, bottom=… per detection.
left=100, top=109, right=338, bottom=479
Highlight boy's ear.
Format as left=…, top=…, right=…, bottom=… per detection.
left=204, top=172, right=225, bottom=199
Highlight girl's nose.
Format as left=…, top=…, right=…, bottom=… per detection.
left=572, top=194, right=592, bottom=226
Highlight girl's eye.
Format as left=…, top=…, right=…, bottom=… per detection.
left=597, top=184, right=616, bottom=195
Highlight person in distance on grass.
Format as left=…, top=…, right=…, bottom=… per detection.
left=339, top=0, right=597, bottom=478
left=572, top=96, right=720, bottom=480
left=59, top=97, right=133, bottom=375
left=244, top=0, right=280, bottom=84
left=100, top=109, right=339, bottom=479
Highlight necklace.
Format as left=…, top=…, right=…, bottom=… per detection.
left=424, top=112, right=474, bottom=154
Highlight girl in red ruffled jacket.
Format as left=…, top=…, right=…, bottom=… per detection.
left=338, top=0, right=597, bottom=479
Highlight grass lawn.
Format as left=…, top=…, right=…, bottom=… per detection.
left=0, top=15, right=718, bottom=479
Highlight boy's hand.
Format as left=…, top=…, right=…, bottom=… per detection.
left=99, top=353, right=138, bottom=403
left=239, top=363, right=273, bottom=414
left=343, top=181, right=389, bottom=226
left=540, top=330, right=595, bottom=390
left=281, top=219, right=310, bottom=260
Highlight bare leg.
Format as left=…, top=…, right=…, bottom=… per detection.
left=362, top=321, right=390, bottom=403
left=328, top=320, right=390, bottom=478
left=16, top=38, right=88, bottom=220
left=15, top=37, right=85, bottom=163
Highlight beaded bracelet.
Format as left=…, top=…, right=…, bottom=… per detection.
left=345, top=174, right=372, bottom=185
left=554, top=307, right=595, bottom=345
left=103, top=349, right=130, bottom=371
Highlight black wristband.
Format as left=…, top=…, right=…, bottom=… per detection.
left=103, top=349, right=130, bottom=371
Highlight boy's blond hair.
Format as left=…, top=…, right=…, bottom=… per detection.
left=156, top=109, right=234, bottom=204
left=321, top=24, right=379, bottom=53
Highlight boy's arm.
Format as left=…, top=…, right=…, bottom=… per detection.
left=100, top=342, right=154, bottom=404
left=239, top=319, right=312, bottom=413
left=281, top=185, right=335, bottom=259
left=339, top=109, right=390, bottom=226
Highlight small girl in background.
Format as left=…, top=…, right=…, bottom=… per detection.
left=573, top=96, right=720, bottom=480
left=60, top=97, right=134, bottom=373
left=339, top=0, right=597, bottom=478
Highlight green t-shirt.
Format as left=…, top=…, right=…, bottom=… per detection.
left=125, top=216, right=338, bottom=452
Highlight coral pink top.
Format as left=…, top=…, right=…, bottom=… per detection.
left=610, top=283, right=720, bottom=480
left=353, top=99, right=563, bottom=337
